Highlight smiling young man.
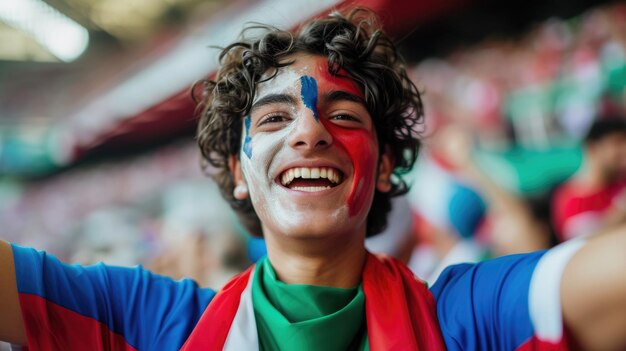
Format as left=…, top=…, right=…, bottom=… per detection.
left=1, top=9, right=626, bottom=351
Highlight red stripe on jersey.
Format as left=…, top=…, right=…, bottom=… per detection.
left=18, top=293, right=137, bottom=351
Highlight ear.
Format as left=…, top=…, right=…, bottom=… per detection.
left=228, top=155, right=249, bottom=200
left=376, top=146, right=394, bottom=193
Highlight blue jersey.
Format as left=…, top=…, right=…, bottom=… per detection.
left=11, top=240, right=583, bottom=350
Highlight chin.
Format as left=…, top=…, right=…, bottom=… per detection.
left=263, top=206, right=364, bottom=239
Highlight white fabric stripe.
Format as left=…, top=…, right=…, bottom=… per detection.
left=223, top=270, right=259, bottom=351
left=528, top=239, right=586, bottom=342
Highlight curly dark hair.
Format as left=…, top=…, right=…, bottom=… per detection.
left=195, top=8, right=423, bottom=237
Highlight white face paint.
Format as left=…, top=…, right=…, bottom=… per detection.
left=255, top=69, right=301, bottom=102
left=238, top=54, right=379, bottom=241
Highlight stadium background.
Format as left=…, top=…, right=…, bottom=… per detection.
left=1, top=1, right=624, bottom=348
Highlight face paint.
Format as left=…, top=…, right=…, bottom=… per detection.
left=310, top=68, right=378, bottom=217
left=243, top=116, right=253, bottom=159
left=300, top=75, right=319, bottom=121
left=239, top=54, right=380, bottom=240
left=321, top=112, right=377, bottom=217
left=243, top=70, right=301, bottom=161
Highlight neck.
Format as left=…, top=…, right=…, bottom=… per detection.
left=264, top=230, right=367, bottom=288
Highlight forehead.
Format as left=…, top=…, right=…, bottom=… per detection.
left=255, top=54, right=363, bottom=98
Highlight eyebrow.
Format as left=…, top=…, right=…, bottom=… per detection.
left=250, top=94, right=297, bottom=114
left=250, top=90, right=365, bottom=115
left=322, top=90, right=365, bottom=105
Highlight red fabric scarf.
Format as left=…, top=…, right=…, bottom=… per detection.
left=180, top=252, right=446, bottom=350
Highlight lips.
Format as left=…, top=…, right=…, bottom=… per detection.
left=279, top=166, right=344, bottom=192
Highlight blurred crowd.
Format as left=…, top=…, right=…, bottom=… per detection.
left=0, top=142, right=249, bottom=291
left=1, top=3, right=625, bottom=302
left=405, top=2, right=626, bottom=284
left=413, top=3, right=626, bottom=146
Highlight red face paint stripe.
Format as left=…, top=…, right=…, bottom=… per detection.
left=18, top=293, right=138, bottom=351
left=316, top=70, right=378, bottom=217
left=326, top=122, right=377, bottom=216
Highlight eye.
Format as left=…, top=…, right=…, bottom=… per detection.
left=329, top=113, right=363, bottom=128
left=331, top=114, right=359, bottom=122
left=258, top=113, right=289, bottom=126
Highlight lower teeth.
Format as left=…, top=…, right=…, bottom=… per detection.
left=292, top=186, right=331, bottom=192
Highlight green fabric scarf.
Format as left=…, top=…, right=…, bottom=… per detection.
left=251, top=257, right=369, bottom=351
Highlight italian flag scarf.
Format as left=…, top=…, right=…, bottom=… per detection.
left=180, top=252, right=446, bottom=350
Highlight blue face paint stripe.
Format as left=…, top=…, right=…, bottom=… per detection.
left=300, top=75, right=319, bottom=121
left=243, top=116, right=253, bottom=159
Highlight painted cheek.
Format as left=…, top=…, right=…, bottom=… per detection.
left=315, top=71, right=374, bottom=216
left=323, top=120, right=377, bottom=217
left=243, top=116, right=253, bottom=159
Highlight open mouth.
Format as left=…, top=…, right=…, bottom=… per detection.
left=279, top=167, right=344, bottom=192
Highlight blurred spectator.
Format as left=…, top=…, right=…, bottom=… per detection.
left=407, top=123, right=555, bottom=284
left=406, top=153, right=487, bottom=285
left=552, top=116, right=626, bottom=241
left=436, top=124, right=551, bottom=255
left=145, top=181, right=250, bottom=289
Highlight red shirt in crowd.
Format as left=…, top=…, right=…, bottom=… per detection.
left=553, top=179, right=626, bottom=241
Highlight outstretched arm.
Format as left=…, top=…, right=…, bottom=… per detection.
left=0, top=240, right=26, bottom=345
left=561, top=226, right=626, bottom=351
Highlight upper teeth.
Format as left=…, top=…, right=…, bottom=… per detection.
left=280, top=167, right=342, bottom=186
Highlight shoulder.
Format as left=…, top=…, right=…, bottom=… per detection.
left=429, top=251, right=543, bottom=350
left=431, top=250, right=546, bottom=299
left=430, top=241, right=585, bottom=350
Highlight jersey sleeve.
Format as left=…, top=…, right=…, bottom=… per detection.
left=11, top=243, right=216, bottom=351
left=430, top=240, right=585, bottom=351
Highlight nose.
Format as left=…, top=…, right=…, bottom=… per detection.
left=287, top=107, right=332, bottom=151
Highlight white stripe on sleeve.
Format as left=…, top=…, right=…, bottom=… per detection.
left=528, top=239, right=586, bottom=343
